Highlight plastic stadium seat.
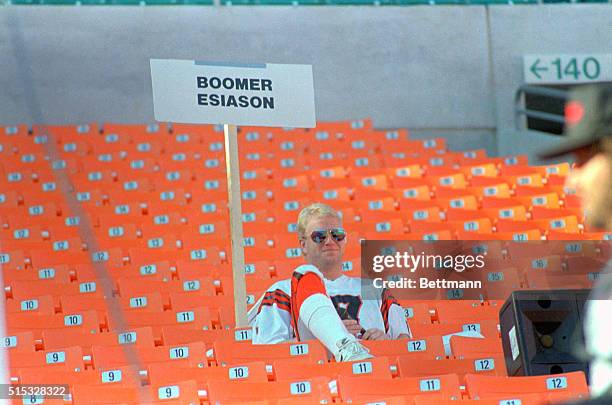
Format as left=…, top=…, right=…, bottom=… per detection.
left=396, top=301, right=433, bottom=325
left=0, top=249, right=29, bottom=271
left=428, top=172, right=468, bottom=190
left=447, top=216, right=493, bottom=235
left=523, top=270, right=594, bottom=290
left=170, top=123, right=220, bottom=142
left=460, top=163, right=498, bottom=179
left=91, top=342, right=207, bottom=369
left=2, top=124, right=29, bottom=138
left=410, top=320, right=499, bottom=341
left=9, top=346, right=85, bottom=372
left=4, top=262, right=72, bottom=286
left=60, top=293, right=165, bottom=323
left=18, top=365, right=142, bottom=388
left=496, top=219, right=545, bottom=234
left=386, top=164, right=423, bottom=180
left=210, top=340, right=328, bottom=366
left=480, top=198, right=525, bottom=214
left=161, top=326, right=248, bottom=347
left=0, top=189, right=21, bottom=210
left=43, top=327, right=155, bottom=354
left=206, top=377, right=330, bottom=403
left=358, top=218, right=405, bottom=236
left=269, top=174, right=311, bottom=194
left=102, top=122, right=167, bottom=141
left=41, top=122, right=98, bottom=140
left=274, top=357, right=393, bottom=381
left=147, top=360, right=269, bottom=386
left=68, top=384, right=152, bottom=404
left=497, top=229, right=544, bottom=241
left=434, top=301, right=500, bottom=324
left=534, top=163, right=571, bottom=178
left=6, top=294, right=56, bottom=315
left=455, top=149, right=488, bottom=163
left=482, top=204, right=528, bottom=222
left=174, top=260, right=231, bottom=280
left=106, top=307, right=214, bottom=337
left=351, top=174, right=390, bottom=191
left=392, top=184, right=432, bottom=204
left=266, top=153, right=311, bottom=173
left=499, top=164, right=544, bottom=183
left=514, top=190, right=561, bottom=210
left=347, top=154, right=384, bottom=173
left=1, top=331, right=36, bottom=352
left=29, top=246, right=121, bottom=271
left=408, top=222, right=453, bottom=239
left=7, top=310, right=100, bottom=339
left=403, top=205, right=443, bottom=225
left=413, top=395, right=557, bottom=405
left=435, top=194, right=479, bottom=211
left=506, top=243, right=574, bottom=265
left=403, top=229, right=453, bottom=241
left=532, top=215, right=580, bottom=234
left=450, top=335, right=503, bottom=359
left=361, top=336, right=446, bottom=359
left=397, top=356, right=506, bottom=378
left=464, top=371, right=589, bottom=400
left=355, top=196, right=397, bottom=215
left=337, top=374, right=462, bottom=403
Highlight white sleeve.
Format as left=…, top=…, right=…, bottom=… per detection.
left=387, top=303, right=412, bottom=339
left=251, top=304, right=294, bottom=344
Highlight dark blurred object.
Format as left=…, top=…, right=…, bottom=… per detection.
left=500, top=289, right=590, bottom=378
left=539, top=83, right=612, bottom=159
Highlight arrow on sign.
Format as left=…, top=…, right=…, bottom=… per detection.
left=530, top=59, right=548, bottom=79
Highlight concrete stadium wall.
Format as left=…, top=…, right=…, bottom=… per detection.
left=0, top=5, right=610, bottom=160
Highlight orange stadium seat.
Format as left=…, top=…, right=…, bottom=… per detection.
left=273, top=357, right=393, bottom=381
left=337, top=374, right=462, bottom=403
left=206, top=377, right=332, bottom=404
left=361, top=336, right=446, bottom=360
left=465, top=371, right=589, bottom=401
left=106, top=307, right=214, bottom=337
left=161, top=326, right=249, bottom=347
left=43, top=327, right=155, bottom=353
left=450, top=335, right=504, bottom=359
left=69, top=384, right=147, bottom=404
left=147, top=360, right=269, bottom=386
left=1, top=331, right=36, bottom=352
left=397, top=356, right=506, bottom=378
left=210, top=340, right=328, bottom=366
left=9, top=346, right=85, bottom=372
left=6, top=294, right=56, bottom=315
left=91, top=342, right=207, bottom=369
left=7, top=310, right=101, bottom=339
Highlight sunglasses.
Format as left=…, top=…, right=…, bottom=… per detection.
left=309, top=228, right=347, bottom=244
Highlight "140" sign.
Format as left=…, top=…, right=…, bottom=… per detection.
left=523, top=54, right=611, bottom=84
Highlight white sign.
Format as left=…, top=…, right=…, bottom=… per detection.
left=523, top=54, right=612, bottom=84
left=150, top=59, right=316, bottom=128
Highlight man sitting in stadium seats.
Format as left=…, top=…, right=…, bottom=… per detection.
left=539, top=83, right=612, bottom=402
left=248, top=203, right=411, bottom=362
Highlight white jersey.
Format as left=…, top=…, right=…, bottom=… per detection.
left=248, top=275, right=411, bottom=344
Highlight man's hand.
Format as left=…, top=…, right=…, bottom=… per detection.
left=342, top=319, right=363, bottom=337
left=362, top=328, right=386, bottom=340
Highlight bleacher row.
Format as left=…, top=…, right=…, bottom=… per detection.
left=5, top=0, right=609, bottom=6
left=0, top=121, right=604, bottom=404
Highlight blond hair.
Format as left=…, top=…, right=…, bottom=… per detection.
left=297, top=203, right=341, bottom=240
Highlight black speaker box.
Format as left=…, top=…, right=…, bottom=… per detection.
left=500, top=289, right=590, bottom=378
